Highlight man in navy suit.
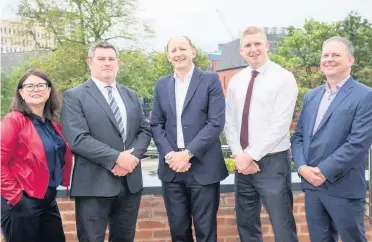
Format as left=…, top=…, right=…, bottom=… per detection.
left=291, top=36, right=372, bottom=242
left=150, top=36, right=228, bottom=242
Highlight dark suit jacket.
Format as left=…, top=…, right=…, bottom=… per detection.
left=291, top=77, right=372, bottom=198
left=150, top=68, right=228, bottom=185
left=61, top=79, right=151, bottom=197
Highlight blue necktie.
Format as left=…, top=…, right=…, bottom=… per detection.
left=105, top=86, right=126, bottom=143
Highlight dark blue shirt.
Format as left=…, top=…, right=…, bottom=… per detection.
left=31, top=115, right=66, bottom=187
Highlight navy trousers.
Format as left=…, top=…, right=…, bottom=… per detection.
left=305, top=189, right=366, bottom=242
left=235, top=150, right=298, bottom=242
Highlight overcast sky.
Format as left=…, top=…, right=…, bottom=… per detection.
left=1, top=0, right=372, bottom=52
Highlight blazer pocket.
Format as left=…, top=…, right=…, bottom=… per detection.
left=332, top=108, right=354, bottom=115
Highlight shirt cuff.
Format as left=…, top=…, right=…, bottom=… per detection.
left=244, top=148, right=261, bottom=161
left=231, top=146, right=243, bottom=156
left=297, top=165, right=307, bottom=174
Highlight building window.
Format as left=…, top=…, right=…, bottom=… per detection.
left=6, top=47, right=9, bottom=52
left=4, top=26, right=6, bottom=33
left=1, top=47, right=3, bottom=53
left=0, top=26, right=2, bottom=32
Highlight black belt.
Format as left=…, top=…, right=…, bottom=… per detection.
left=177, top=148, right=287, bottom=156
left=264, top=150, right=288, bottom=157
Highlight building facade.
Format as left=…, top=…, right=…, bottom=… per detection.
left=0, top=20, right=56, bottom=54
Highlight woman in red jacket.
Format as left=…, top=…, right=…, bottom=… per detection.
left=1, top=69, right=72, bottom=242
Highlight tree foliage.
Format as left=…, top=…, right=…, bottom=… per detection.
left=269, top=12, right=372, bottom=114
left=271, top=12, right=372, bottom=89
left=18, top=0, right=152, bottom=47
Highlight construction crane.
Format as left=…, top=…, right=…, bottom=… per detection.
left=216, top=9, right=235, bottom=41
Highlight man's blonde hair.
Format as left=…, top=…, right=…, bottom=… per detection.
left=240, top=26, right=267, bottom=45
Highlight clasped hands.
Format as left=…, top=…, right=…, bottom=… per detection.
left=299, top=166, right=326, bottom=186
left=232, top=152, right=260, bottom=175
left=165, top=150, right=191, bottom=173
left=111, top=148, right=139, bottom=177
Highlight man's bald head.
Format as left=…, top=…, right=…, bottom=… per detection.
left=166, top=36, right=194, bottom=52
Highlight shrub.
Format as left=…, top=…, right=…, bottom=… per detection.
left=225, top=158, right=235, bottom=173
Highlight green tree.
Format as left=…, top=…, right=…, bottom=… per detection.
left=0, top=0, right=156, bottom=118
left=334, top=12, right=372, bottom=86
left=270, top=20, right=336, bottom=89
left=117, top=50, right=157, bottom=98
left=271, top=12, right=372, bottom=88
left=270, top=12, right=372, bottom=113
left=18, top=0, right=153, bottom=47
left=1, top=69, right=25, bottom=117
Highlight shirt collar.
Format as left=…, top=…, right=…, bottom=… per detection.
left=173, top=65, right=195, bottom=80
left=31, top=114, right=47, bottom=124
left=248, top=59, right=271, bottom=75
left=325, top=75, right=350, bottom=93
left=91, top=76, right=117, bottom=91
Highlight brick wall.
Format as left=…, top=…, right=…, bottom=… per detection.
left=217, top=68, right=243, bottom=96
left=58, top=192, right=372, bottom=242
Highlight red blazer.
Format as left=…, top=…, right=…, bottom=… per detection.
left=1, top=111, right=73, bottom=206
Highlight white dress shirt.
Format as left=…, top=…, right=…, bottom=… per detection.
left=174, top=65, right=195, bottom=148
left=91, top=77, right=127, bottom=139
left=225, top=60, right=298, bottom=161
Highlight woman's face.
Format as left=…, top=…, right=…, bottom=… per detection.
left=18, top=75, right=51, bottom=109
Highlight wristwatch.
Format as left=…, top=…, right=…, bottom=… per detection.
left=185, top=149, right=194, bottom=159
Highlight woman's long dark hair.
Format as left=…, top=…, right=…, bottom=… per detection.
left=9, top=69, right=61, bottom=122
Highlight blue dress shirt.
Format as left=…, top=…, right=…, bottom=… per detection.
left=31, top=115, right=66, bottom=187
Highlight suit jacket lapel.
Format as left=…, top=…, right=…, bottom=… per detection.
left=85, top=79, right=120, bottom=132
left=19, top=121, right=47, bottom=164
left=308, top=87, right=325, bottom=137
left=167, top=76, right=177, bottom=116
left=182, top=68, right=202, bottom=111
left=315, top=78, right=354, bottom=133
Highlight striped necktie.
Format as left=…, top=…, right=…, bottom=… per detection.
left=105, top=86, right=126, bottom=143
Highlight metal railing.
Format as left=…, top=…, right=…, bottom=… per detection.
left=144, top=145, right=232, bottom=157
left=146, top=145, right=372, bottom=224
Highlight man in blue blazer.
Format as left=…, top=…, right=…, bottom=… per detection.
left=291, top=36, right=372, bottom=242
left=150, top=36, right=228, bottom=242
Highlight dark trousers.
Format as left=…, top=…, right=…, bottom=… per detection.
left=1, top=187, right=65, bottom=242
left=162, top=171, right=220, bottom=242
left=75, top=178, right=141, bottom=242
left=305, top=189, right=367, bottom=242
left=235, top=150, right=298, bottom=242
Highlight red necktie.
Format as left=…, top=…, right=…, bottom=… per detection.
left=240, top=70, right=259, bottom=150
